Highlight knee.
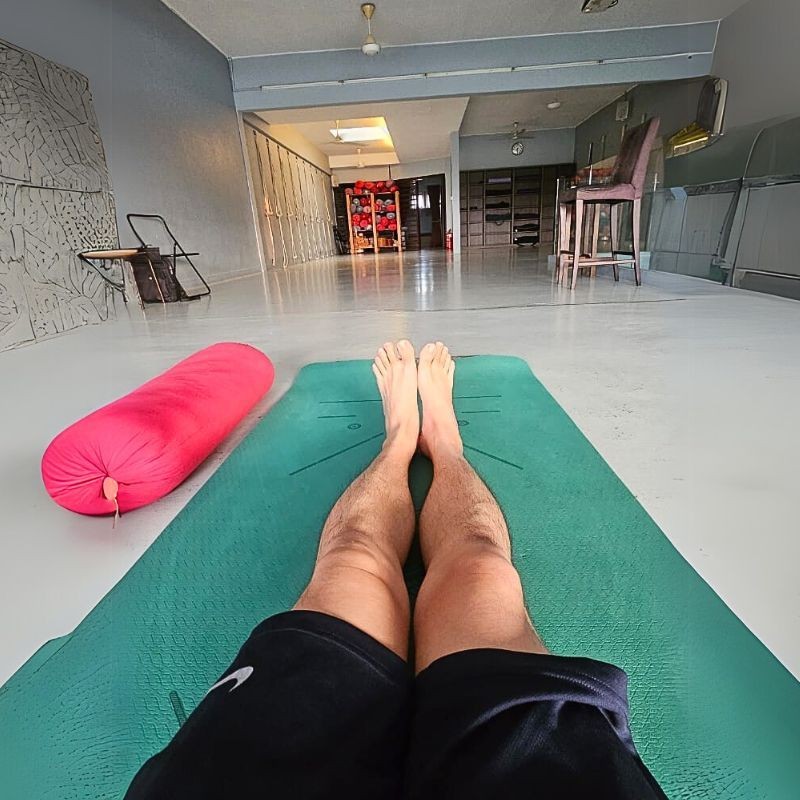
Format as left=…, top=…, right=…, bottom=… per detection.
left=454, top=549, right=522, bottom=596
left=424, top=547, right=525, bottom=612
left=414, top=548, right=537, bottom=665
left=316, top=526, right=404, bottom=596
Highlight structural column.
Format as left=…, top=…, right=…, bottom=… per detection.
left=449, top=130, right=461, bottom=255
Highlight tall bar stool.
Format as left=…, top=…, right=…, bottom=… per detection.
left=558, top=118, right=660, bottom=289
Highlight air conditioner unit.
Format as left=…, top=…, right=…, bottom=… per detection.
left=667, top=77, right=728, bottom=157
left=697, top=77, right=728, bottom=137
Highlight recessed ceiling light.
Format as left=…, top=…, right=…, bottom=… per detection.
left=581, top=0, right=619, bottom=13
left=547, top=101, right=562, bottom=110
left=328, top=126, right=389, bottom=142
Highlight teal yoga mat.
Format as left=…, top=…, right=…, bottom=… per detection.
left=1, top=357, right=798, bottom=799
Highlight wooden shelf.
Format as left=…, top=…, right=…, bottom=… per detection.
left=345, top=188, right=402, bottom=253
left=459, top=162, right=574, bottom=248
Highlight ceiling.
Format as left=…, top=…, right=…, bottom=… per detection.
left=259, top=98, right=469, bottom=167
left=264, top=117, right=397, bottom=156
left=163, top=0, right=748, bottom=58
left=460, top=84, right=632, bottom=136
left=257, top=84, right=636, bottom=168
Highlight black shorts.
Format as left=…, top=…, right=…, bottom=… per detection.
left=125, top=610, right=666, bottom=799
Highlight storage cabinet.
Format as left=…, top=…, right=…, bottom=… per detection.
left=459, top=163, right=574, bottom=249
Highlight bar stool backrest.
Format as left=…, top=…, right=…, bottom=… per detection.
left=610, top=118, right=661, bottom=196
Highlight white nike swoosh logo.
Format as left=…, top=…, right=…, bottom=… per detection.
left=206, top=666, right=254, bottom=695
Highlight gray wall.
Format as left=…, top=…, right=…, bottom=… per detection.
left=712, top=0, right=800, bottom=128
left=459, top=129, right=575, bottom=171
left=574, top=79, right=705, bottom=168
left=2, top=0, right=259, bottom=283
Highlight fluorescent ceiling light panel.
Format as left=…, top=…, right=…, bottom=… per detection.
left=328, top=126, right=388, bottom=142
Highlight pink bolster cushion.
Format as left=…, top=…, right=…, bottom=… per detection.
left=41, top=342, right=274, bottom=515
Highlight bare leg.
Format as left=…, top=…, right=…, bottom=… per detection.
left=294, top=340, right=419, bottom=659
left=413, top=342, right=547, bottom=672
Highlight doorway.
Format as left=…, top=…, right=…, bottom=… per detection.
left=410, top=174, right=446, bottom=249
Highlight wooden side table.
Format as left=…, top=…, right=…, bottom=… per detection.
left=78, top=248, right=146, bottom=307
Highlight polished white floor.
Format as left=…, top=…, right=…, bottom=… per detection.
left=1, top=248, right=798, bottom=684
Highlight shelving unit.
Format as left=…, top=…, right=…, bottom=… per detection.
left=484, top=169, right=513, bottom=247
left=459, top=163, right=574, bottom=250
left=466, top=171, right=486, bottom=248
left=346, top=191, right=375, bottom=253
left=345, top=188, right=402, bottom=254
left=512, top=167, right=541, bottom=246
left=374, top=190, right=402, bottom=253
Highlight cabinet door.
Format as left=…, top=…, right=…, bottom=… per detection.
left=266, top=138, right=292, bottom=266
left=245, top=131, right=274, bottom=267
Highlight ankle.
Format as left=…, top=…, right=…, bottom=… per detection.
left=381, top=431, right=417, bottom=463
left=427, top=436, right=464, bottom=464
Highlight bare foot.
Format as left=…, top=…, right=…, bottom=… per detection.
left=417, top=342, right=462, bottom=460
left=372, top=340, right=420, bottom=462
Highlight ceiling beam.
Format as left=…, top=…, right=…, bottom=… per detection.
left=232, top=22, right=717, bottom=111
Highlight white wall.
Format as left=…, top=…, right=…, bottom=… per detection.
left=712, top=0, right=800, bottom=128
left=459, top=128, right=575, bottom=170
left=332, top=158, right=450, bottom=185
left=332, top=167, right=390, bottom=184
left=251, top=115, right=330, bottom=172
left=393, top=158, right=451, bottom=180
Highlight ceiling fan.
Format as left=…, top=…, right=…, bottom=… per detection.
left=482, top=121, right=537, bottom=142
left=508, top=121, right=536, bottom=141
left=330, top=120, right=367, bottom=146
left=482, top=121, right=537, bottom=155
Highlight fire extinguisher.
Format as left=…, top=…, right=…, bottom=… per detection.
left=445, top=229, right=453, bottom=250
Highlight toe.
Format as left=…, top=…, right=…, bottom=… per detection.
left=397, top=339, right=415, bottom=361
left=372, top=362, right=384, bottom=382
left=437, top=344, right=450, bottom=366
left=373, top=356, right=387, bottom=376
left=377, top=346, right=391, bottom=369
left=419, top=342, right=437, bottom=364
left=383, top=341, right=398, bottom=362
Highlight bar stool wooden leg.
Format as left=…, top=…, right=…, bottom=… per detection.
left=557, top=202, right=569, bottom=284
left=589, top=203, right=600, bottom=278
left=610, top=202, right=620, bottom=282
left=571, top=199, right=584, bottom=289
left=563, top=203, right=575, bottom=285
left=632, top=197, right=642, bottom=286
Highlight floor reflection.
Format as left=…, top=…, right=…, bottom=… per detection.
left=254, top=246, right=724, bottom=316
